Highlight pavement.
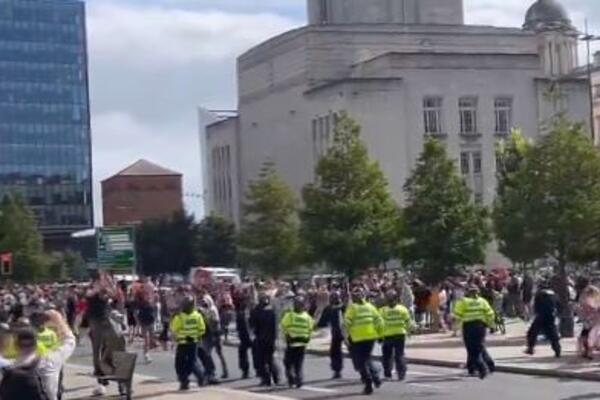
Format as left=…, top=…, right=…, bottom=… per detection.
left=300, top=318, right=600, bottom=381
left=63, top=338, right=600, bottom=400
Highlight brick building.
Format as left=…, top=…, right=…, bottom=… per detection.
left=102, top=159, right=183, bottom=226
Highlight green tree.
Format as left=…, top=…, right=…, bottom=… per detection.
left=136, top=212, right=200, bottom=276
left=494, top=129, right=544, bottom=266
left=47, top=250, right=88, bottom=281
left=197, top=213, right=237, bottom=266
left=500, top=119, right=600, bottom=337
left=402, top=139, right=491, bottom=284
left=301, top=113, right=401, bottom=278
left=238, top=161, right=301, bottom=278
left=0, top=194, right=49, bottom=282
left=63, top=250, right=88, bottom=280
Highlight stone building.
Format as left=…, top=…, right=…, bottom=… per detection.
left=102, top=159, right=183, bottom=226
left=202, top=0, right=591, bottom=227
left=573, top=51, right=600, bottom=143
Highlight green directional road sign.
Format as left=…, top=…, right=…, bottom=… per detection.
left=97, top=227, right=136, bottom=274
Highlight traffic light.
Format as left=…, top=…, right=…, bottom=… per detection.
left=0, top=253, right=12, bottom=276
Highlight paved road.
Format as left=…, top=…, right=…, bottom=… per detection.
left=69, top=343, right=600, bottom=400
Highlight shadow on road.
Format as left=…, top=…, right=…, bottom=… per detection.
left=560, top=394, right=600, bottom=400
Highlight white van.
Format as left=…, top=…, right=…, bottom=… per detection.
left=190, top=266, right=241, bottom=287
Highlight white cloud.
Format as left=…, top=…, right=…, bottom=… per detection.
left=92, top=111, right=204, bottom=224
left=86, top=1, right=300, bottom=222
left=87, top=0, right=600, bottom=224
left=88, top=2, right=298, bottom=70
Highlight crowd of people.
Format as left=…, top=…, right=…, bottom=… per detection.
left=0, top=267, right=597, bottom=398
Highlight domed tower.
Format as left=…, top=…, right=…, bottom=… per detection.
left=523, top=0, right=578, bottom=77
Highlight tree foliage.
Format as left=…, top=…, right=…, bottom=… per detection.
left=301, top=113, right=401, bottom=278
left=238, top=161, right=301, bottom=278
left=47, top=250, right=88, bottom=281
left=496, top=120, right=600, bottom=336
left=0, top=194, right=49, bottom=282
left=402, top=139, right=491, bottom=284
left=197, top=213, right=237, bottom=266
left=136, top=212, right=200, bottom=276
left=493, top=129, right=544, bottom=264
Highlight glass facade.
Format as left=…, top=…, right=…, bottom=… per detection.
left=0, top=0, right=93, bottom=242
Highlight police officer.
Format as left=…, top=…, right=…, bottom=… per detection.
left=344, top=287, right=383, bottom=395
left=250, top=292, right=280, bottom=386
left=320, top=291, right=345, bottom=379
left=453, top=286, right=495, bottom=380
left=525, top=283, right=561, bottom=357
left=32, top=311, right=63, bottom=399
left=170, top=296, right=206, bottom=390
left=280, top=296, right=314, bottom=388
left=31, top=312, right=59, bottom=351
left=235, top=293, right=255, bottom=379
left=379, top=290, right=412, bottom=381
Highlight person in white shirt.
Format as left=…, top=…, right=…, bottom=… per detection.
left=12, top=310, right=76, bottom=400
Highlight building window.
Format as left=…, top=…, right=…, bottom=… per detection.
left=594, top=84, right=600, bottom=99
left=211, top=144, right=233, bottom=218
left=461, top=151, right=484, bottom=203
left=494, top=97, right=512, bottom=135
left=473, top=151, right=482, bottom=174
left=423, top=97, right=443, bottom=135
left=460, top=152, right=470, bottom=174
left=311, top=112, right=335, bottom=161
left=461, top=151, right=482, bottom=174
left=459, top=97, right=478, bottom=134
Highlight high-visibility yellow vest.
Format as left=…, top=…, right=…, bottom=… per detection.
left=5, top=337, right=48, bottom=359
left=37, top=327, right=59, bottom=351
left=344, top=302, right=383, bottom=343
left=280, top=311, right=314, bottom=347
left=453, top=296, right=494, bottom=327
left=170, top=311, right=206, bottom=343
left=380, top=304, right=412, bottom=337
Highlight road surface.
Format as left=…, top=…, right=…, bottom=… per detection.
left=68, top=342, right=600, bottom=400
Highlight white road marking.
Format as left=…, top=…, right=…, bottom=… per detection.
left=299, top=386, right=337, bottom=393
left=408, top=383, right=442, bottom=390
left=214, top=387, right=295, bottom=400
left=408, top=371, right=447, bottom=377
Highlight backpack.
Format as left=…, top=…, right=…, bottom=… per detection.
left=0, top=358, right=50, bottom=400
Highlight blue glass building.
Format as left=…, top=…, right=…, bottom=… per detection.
left=0, top=0, right=93, bottom=248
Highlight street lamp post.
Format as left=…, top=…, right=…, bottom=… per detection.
left=580, top=20, right=600, bottom=143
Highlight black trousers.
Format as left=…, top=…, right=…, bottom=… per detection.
left=350, top=340, right=380, bottom=389
left=175, top=343, right=204, bottom=385
left=284, top=346, right=306, bottom=386
left=330, top=334, right=344, bottom=373
left=381, top=335, right=406, bottom=379
left=239, top=339, right=254, bottom=375
left=527, top=317, right=561, bottom=354
left=462, top=321, right=487, bottom=375
left=255, top=341, right=280, bottom=385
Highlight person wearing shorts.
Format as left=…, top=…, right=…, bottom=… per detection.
left=138, top=301, right=156, bottom=363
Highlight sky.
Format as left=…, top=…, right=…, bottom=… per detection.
left=86, top=0, right=600, bottom=223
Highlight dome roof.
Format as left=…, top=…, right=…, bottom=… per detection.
left=523, top=0, right=572, bottom=31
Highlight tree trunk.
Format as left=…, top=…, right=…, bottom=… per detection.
left=556, top=259, right=574, bottom=338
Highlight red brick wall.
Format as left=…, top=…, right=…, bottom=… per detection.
left=102, top=175, right=183, bottom=226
